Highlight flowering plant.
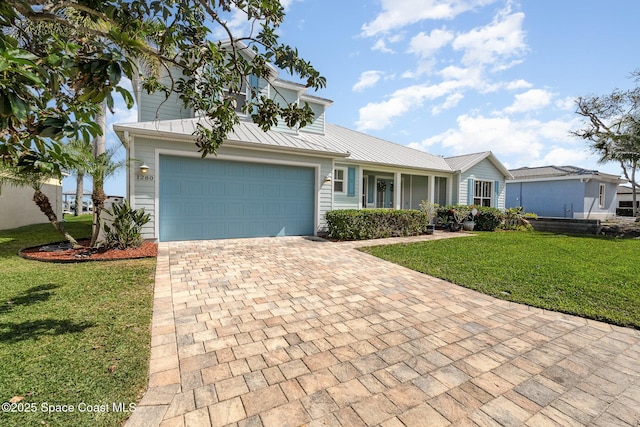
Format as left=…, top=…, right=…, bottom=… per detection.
left=450, top=206, right=471, bottom=224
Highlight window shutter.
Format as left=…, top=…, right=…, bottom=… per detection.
left=467, top=178, right=474, bottom=205
left=494, top=180, right=500, bottom=207
left=347, top=167, right=356, bottom=197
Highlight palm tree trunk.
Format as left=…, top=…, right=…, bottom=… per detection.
left=90, top=184, right=106, bottom=247
left=90, top=102, right=107, bottom=247
left=33, top=189, right=80, bottom=247
left=74, top=172, right=84, bottom=216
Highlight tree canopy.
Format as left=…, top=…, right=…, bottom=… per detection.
left=573, top=70, right=640, bottom=215
left=1, top=0, right=325, bottom=173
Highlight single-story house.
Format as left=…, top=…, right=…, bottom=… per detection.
left=114, top=47, right=511, bottom=242
left=617, top=185, right=639, bottom=216
left=506, top=165, right=623, bottom=220
left=0, top=178, right=63, bottom=230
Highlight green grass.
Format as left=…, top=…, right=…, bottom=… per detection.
left=361, top=231, right=640, bottom=329
left=0, top=216, right=156, bottom=427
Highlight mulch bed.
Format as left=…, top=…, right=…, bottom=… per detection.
left=19, top=239, right=158, bottom=263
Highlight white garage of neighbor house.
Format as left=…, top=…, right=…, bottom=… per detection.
left=114, top=47, right=511, bottom=242
left=0, top=178, right=63, bottom=230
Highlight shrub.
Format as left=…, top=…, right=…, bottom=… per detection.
left=474, top=206, right=504, bottom=231
left=103, top=200, right=151, bottom=249
left=435, top=205, right=503, bottom=231
left=501, top=206, right=535, bottom=231
left=325, top=209, right=428, bottom=240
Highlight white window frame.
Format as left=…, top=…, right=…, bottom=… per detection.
left=333, top=168, right=346, bottom=194
left=599, top=183, right=606, bottom=208
left=473, top=180, right=493, bottom=207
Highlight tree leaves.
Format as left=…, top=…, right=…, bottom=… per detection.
left=2, top=0, right=325, bottom=160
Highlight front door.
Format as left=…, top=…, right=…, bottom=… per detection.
left=376, top=178, right=394, bottom=208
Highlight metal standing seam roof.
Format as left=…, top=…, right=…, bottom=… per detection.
left=113, top=118, right=456, bottom=172
left=445, top=151, right=513, bottom=178
left=112, top=118, right=347, bottom=157
left=301, top=123, right=453, bottom=172
left=445, top=152, right=492, bottom=172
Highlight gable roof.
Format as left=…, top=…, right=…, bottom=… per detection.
left=509, top=165, right=622, bottom=183
left=114, top=118, right=455, bottom=172
left=445, top=151, right=512, bottom=178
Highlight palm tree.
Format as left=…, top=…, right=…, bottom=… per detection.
left=86, top=145, right=125, bottom=247
left=0, top=153, right=80, bottom=247
left=64, top=138, right=93, bottom=216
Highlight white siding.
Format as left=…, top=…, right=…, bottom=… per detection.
left=131, top=137, right=334, bottom=240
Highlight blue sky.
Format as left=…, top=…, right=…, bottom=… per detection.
left=71, top=0, right=640, bottom=196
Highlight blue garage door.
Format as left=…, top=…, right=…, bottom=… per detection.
left=159, top=155, right=315, bottom=241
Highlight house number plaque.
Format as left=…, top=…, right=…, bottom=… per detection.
left=136, top=175, right=154, bottom=181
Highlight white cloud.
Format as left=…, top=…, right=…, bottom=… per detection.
left=352, top=70, right=385, bottom=92
left=555, top=96, right=577, bottom=111
left=371, top=39, right=394, bottom=53
left=355, top=79, right=472, bottom=131
left=452, top=10, right=526, bottom=68
left=504, top=89, right=553, bottom=114
left=431, top=93, right=464, bottom=115
left=408, top=28, right=454, bottom=58
left=537, top=147, right=591, bottom=166
left=410, top=114, right=549, bottom=160
left=361, top=0, right=499, bottom=37
left=505, top=79, right=533, bottom=90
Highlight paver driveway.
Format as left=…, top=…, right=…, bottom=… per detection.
left=126, top=235, right=640, bottom=427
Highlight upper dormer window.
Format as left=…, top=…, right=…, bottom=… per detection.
left=224, top=74, right=260, bottom=115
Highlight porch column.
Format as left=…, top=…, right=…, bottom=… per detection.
left=429, top=175, right=435, bottom=203
left=358, top=166, right=364, bottom=209
left=394, top=172, right=402, bottom=209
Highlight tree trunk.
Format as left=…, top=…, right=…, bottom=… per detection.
left=74, top=172, right=84, bottom=216
left=33, top=189, right=80, bottom=247
left=633, top=159, right=639, bottom=221
left=90, top=102, right=107, bottom=247
left=90, top=184, right=106, bottom=247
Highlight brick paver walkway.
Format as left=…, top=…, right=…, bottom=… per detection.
left=126, top=234, right=640, bottom=427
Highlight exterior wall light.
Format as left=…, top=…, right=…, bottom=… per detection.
left=139, top=164, right=150, bottom=174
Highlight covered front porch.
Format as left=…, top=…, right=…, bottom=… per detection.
left=360, top=169, right=450, bottom=210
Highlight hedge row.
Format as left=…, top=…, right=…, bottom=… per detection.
left=325, top=209, right=429, bottom=240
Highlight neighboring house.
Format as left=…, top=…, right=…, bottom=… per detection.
left=506, top=166, right=623, bottom=219
left=0, top=178, right=63, bottom=230
left=617, top=185, right=638, bottom=216
left=114, top=46, right=511, bottom=242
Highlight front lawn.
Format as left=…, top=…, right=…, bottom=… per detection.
left=361, top=231, right=640, bottom=329
left=0, top=217, right=156, bottom=427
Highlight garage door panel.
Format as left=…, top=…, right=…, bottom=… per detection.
left=159, top=156, right=315, bottom=241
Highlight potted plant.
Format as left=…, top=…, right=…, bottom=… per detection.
left=419, top=200, right=439, bottom=234
left=462, top=207, right=478, bottom=231
left=450, top=205, right=471, bottom=232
